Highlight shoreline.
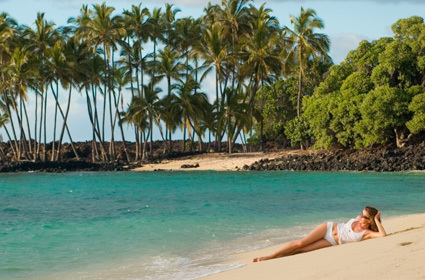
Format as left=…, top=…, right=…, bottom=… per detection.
left=1, top=140, right=425, bottom=172
left=133, top=143, right=425, bottom=172
left=133, top=151, right=293, bottom=172
left=199, top=213, right=425, bottom=280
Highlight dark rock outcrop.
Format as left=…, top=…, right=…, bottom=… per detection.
left=243, top=142, right=425, bottom=172
left=0, top=160, right=132, bottom=173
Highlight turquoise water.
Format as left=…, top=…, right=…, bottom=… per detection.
left=1, top=171, right=425, bottom=280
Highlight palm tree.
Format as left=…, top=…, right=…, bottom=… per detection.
left=146, top=7, right=165, bottom=88
left=283, top=7, right=330, bottom=117
left=241, top=4, right=281, bottom=103
left=141, top=82, right=162, bottom=156
left=0, top=13, right=18, bottom=65
left=0, top=13, right=19, bottom=159
left=162, top=3, right=180, bottom=48
left=0, top=112, right=11, bottom=161
left=110, top=65, right=132, bottom=162
left=221, top=87, right=249, bottom=153
left=156, top=46, right=183, bottom=97
left=199, top=101, right=216, bottom=151
left=45, top=40, right=80, bottom=161
left=193, top=24, right=228, bottom=151
left=79, top=51, right=109, bottom=162
left=215, top=0, right=252, bottom=46
left=24, top=12, right=58, bottom=161
left=172, top=77, right=209, bottom=151
left=123, top=95, right=149, bottom=160
left=194, top=24, right=227, bottom=106
left=214, top=0, right=252, bottom=91
left=0, top=90, right=19, bottom=160
left=74, top=3, right=126, bottom=160
left=45, top=40, right=66, bottom=161
left=232, top=4, right=282, bottom=148
left=159, top=94, right=180, bottom=153
left=174, top=17, right=203, bottom=82
left=155, top=46, right=184, bottom=149
left=123, top=4, right=151, bottom=97
left=2, top=46, right=35, bottom=161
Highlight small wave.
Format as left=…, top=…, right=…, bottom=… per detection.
left=3, top=208, right=20, bottom=212
left=0, top=267, right=26, bottom=272
left=134, top=255, right=244, bottom=280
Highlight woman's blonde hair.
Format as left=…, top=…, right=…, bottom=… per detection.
left=365, top=206, right=380, bottom=232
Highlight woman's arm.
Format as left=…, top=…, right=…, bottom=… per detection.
left=365, top=212, right=387, bottom=239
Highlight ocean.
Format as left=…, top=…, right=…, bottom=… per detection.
left=1, top=171, right=425, bottom=280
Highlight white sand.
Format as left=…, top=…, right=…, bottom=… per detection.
left=133, top=150, right=313, bottom=171
left=200, top=213, right=425, bottom=280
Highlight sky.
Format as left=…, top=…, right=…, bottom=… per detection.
left=1, top=0, right=425, bottom=142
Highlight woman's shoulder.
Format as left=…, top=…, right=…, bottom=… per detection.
left=348, top=217, right=360, bottom=223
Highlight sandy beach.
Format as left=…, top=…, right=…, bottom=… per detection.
left=133, top=151, right=312, bottom=171
left=200, top=213, right=425, bottom=280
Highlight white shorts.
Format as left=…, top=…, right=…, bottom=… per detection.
left=324, top=222, right=337, bottom=246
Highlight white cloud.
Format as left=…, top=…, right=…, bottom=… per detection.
left=329, top=33, right=369, bottom=64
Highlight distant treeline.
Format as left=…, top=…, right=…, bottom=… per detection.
left=0, top=0, right=424, bottom=165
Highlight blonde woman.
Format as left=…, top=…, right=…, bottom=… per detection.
left=253, top=206, right=386, bottom=262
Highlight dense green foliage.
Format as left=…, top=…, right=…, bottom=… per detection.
left=260, top=16, right=425, bottom=149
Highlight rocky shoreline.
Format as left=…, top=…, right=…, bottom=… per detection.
left=1, top=140, right=425, bottom=173
left=0, top=160, right=140, bottom=173
left=243, top=142, right=425, bottom=172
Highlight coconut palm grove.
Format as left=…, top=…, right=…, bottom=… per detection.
left=1, top=0, right=425, bottom=165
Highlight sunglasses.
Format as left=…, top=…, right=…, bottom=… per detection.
left=361, top=214, right=371, bottom=220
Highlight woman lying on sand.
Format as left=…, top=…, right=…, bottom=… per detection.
left=253, top=206, right=386, bottom=262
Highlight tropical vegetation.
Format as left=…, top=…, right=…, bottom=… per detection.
left=1, top=0, right=425, bottom=164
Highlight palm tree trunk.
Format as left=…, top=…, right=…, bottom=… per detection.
left=297, top=45, right=304, bottom=118
left=143, top=130, right=150, bottom=161
left=297, top=69, right=302, bottom=117
left=149, top=116, right=153, bottom=156
left=43, top=88, right=48, bottom=161
left=86, top=88, right=108, bottom=162
left=134, top=129, right=139, bottom=161
left=33, top=89, right=39, bottom=161
left=56, top=87, right=80, bottom=161
left=214, top=73, right=220, bottom=152
left=227, top=117, right=232, bottom=154
left=156, top=118, right=170, bottom=153
left=113, top=89, right=131, bottom=163
left=140, top=50, right=144, bottom=98
left=50, top=83, right=59, bottom=161
left=37, top=87, right=45, bottom=160
left=11, top=91, right=30, bottom=160
left=108, top=92, right=115, bottom=160
left=3, top=92, right=20, bottom=160
left=3, top=125, right=16, bottom=161
left=183, top=124, right=186, bottom=152
left=0, top=145, right=7, bottom=162
left=22, top=99, right=34, bottom=160
left=92, top=133, right=97, bottom=162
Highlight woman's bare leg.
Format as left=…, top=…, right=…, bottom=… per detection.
left=297, top=239, right=332, bottom=254
left=253, top=222, right=330, bottom=262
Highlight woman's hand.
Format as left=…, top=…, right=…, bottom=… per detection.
left=375, top=211, right=381, bottom=220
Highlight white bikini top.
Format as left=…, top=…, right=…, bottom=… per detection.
left=337, top=219, right=366, bottom=245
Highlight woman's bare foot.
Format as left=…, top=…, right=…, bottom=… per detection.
left=253, top=256, right=270, bottom=262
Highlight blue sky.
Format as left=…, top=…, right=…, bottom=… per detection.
left=1, top=0, right=425, bottom=142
